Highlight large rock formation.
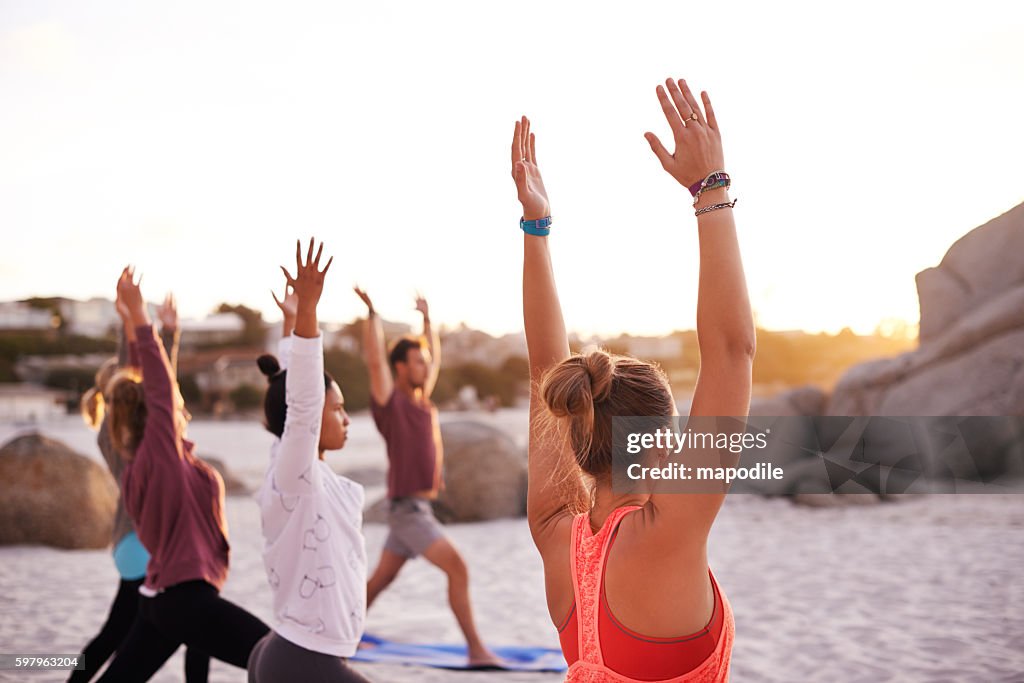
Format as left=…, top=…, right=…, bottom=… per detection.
left=0, top=433, right=118, bottom=549
left=743, top=204, right=1024, bottom=504
left=828, top=203, right=1024, bottom=417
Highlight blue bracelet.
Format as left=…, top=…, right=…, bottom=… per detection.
left=520, top=216, right=552, bottom=236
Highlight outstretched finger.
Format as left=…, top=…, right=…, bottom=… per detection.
left=656, top=85, right=686, bottom=139
left=645, top=132, right=672, bottom=168
left=271, top=289, right=283, bottom=308
left=523, top=117, right=531, bottom=161
left=306, top=237, right=315, bottom=267
left=678, top=79, right=706, bottom=126
left=702, top=91, right=719, bottom=130
left=511, top=120, right=521, bottom=171
left=314, top=241, right=324, bottom=268
left=295, top=240, right=302, bottom=273
left=280, top=265, right=296, bottom=285
left=529, top=132, right=537, bottom=165
left=666, top=79, right=695, bottom=124
left=322, top=255, right=333, bottom=275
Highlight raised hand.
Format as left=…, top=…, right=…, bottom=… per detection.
left=272, top=282, right=298, bottom=336
left=156, top=293, right=178, bottom=332
left=414, top=292, right=429, bottom=320
left=114, top=289, right=132, bottom=326
left=281, top=238, right=333, bottom=308
left=280, top=238, right=332, bottom=338
left=644, top=78, right=724, bottom=189
left=353, top=286, right=375, bottom=316
left=511, top=116, right=551, bottom=221
left=116, top=266, right=148, bottom=326
left=271, top=285, right=298, bottom=318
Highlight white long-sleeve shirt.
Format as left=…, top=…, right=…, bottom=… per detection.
left=255, top=334, right=367, bottom=656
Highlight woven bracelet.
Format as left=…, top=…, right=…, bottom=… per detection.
left=694, top=198, right=738, bottom=216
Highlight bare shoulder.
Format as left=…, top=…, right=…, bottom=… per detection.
left=615, top=501, right=708, bottom=560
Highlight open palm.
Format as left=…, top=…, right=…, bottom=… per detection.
left=511, top=116, right=550, bottom=221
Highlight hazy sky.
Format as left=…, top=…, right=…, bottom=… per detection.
left=2, top=1, right=1021, bottom=338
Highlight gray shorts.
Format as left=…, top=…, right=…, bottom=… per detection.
left=383, top=498, right=446, bottom=559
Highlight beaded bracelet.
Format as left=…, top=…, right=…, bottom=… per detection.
left=694, top=198, right=738, bottom=216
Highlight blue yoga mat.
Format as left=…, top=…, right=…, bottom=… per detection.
left=351, top=633, right=568, bottom=672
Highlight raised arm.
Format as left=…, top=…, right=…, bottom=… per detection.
left=271, top=282, right=298, bottom=370
left=117, top=266, right=178, bottom=450
left=513, top=116, right=586, bottom=543
left=644, top=79, right=755, bottom=538
left=355, top=286, right=394, bottom=406
left=156, top=293, right=181, bottom=378
left=415, top=293, right=441, bottom=397
left=114, top=286, right=139, bottom=368
left=275, top=239, right=333, bottom=496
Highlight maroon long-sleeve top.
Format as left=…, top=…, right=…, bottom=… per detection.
left=121, top=324, right=230, bottom=592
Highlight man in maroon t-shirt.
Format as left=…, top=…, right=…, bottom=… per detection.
left=355, top=288, right=500, bottom=668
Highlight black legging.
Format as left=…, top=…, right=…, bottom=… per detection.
left=68, top=578, right=209, bottom=683
left=96, top=580, right=269, bottom=682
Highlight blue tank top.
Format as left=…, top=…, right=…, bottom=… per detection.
left=113, top=531, right=150, bottom=580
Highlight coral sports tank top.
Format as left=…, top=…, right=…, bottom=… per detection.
left=558, top=505, right=734, bottom=682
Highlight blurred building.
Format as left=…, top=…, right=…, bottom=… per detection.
left=0, top=302, right=57, bottom=333
left=0, top=384, right=69, bottom=421
left=178, top=313, right=246, bottom=348
left=441, top=324, right=526, bottom=368
left=60, top=298, right=121, bottom=337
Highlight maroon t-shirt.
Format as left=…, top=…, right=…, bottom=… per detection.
left=370, top=389, right=443, bottom=499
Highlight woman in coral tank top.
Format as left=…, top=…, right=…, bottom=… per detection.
left=511, top=77, right=755, bottom=682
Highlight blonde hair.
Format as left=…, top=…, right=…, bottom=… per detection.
left=105, top=369, right=147, bottom=458
left=80, top=358, right=119, bottom=430
left=537, top=348, right=675, bottom=508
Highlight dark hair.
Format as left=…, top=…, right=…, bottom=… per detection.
left=257, top=354, right=335, bottom=438
left=388, top=336, right=427, bottom=371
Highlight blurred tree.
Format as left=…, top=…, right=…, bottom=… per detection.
left=215, top=304, right=266, bottom=347
left=229, top=384, right=263, bottom=411
left=324, top=348, right=371, bottom=412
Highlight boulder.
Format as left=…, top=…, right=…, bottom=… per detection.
left=829, top=205, right=1024, bottom=418
left=433, top=421, right=527, bottom=523
left=916, top=203, right=1024, bottom=345
left=198, top=455, right=251, bottom=496
left=364, top=421, right=527, bottom=524
left=0, top=432, right=118, bottom=549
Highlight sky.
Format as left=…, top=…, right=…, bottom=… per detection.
left=1, top=1, right=1022, bottom=338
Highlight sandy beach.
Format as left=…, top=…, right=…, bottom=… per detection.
left=1, top=415, right=1023, bottom=681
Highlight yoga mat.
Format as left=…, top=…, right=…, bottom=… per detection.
left=352, top=633, right=568, bottom=672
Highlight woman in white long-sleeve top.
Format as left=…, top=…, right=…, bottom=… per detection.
left=248, top=239, right=373, bottom=683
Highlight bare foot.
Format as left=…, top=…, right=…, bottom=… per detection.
left=467, top=647, right=504, bottom=670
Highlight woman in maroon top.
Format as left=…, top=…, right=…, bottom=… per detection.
left=97, top=267, right=269, bottom=682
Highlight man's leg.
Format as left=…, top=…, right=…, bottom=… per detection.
left=421, top=537, right=500, bottom=667
left=366, top=548, right=408, bottom=609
